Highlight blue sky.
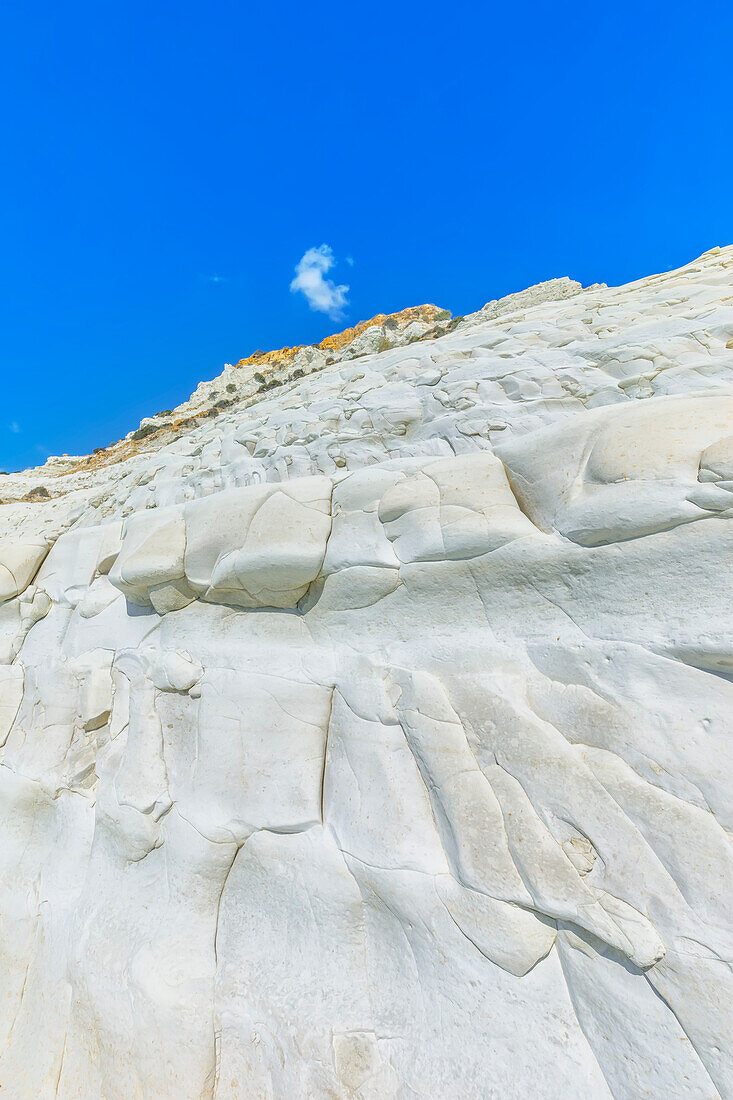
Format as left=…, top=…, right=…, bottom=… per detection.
left=1, top=1, right=732, bottom=471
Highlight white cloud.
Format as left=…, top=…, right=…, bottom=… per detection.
left=9, top=421, right=20, bottom=434
left=290, top=245, right=349, bottom=319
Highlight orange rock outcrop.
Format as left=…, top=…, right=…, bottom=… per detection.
left=234, top=304, right=448, bottom=369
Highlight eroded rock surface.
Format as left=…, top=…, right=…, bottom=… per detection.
left=1, top=247, right=733, bottom=1098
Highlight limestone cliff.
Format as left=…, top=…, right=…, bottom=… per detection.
left=0, top=248, right=732, bottom=1098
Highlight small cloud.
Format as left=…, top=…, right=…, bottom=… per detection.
left=9, top=421, right=21, bottom=434
left=345, top=256, right=354, bottom=266
left=290, top=245, right=349, bottom=320
left=203, top=274, right=228, bottom=284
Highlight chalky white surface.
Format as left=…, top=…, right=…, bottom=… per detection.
left=1, top=248, right=733, bottom=1098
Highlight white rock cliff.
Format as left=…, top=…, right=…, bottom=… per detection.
left=1, top=247, right=732, bottom=1098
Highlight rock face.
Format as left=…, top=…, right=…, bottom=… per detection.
left=1, top=247, right=733, bottom=1098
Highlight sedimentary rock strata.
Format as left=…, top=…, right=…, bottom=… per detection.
left=1, top=247, right=732, bottom=1097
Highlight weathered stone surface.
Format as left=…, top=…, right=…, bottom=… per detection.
left=1, top=247, right=732, bottom=1097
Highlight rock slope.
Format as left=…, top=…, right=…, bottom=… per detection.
left=1, top=247, right=732, bottom=1098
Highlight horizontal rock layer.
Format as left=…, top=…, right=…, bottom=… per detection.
left=1, top=247, right=732, bottom=1098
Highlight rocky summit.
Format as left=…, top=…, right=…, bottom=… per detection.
left=1, top=247, right=733, bottom=1098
